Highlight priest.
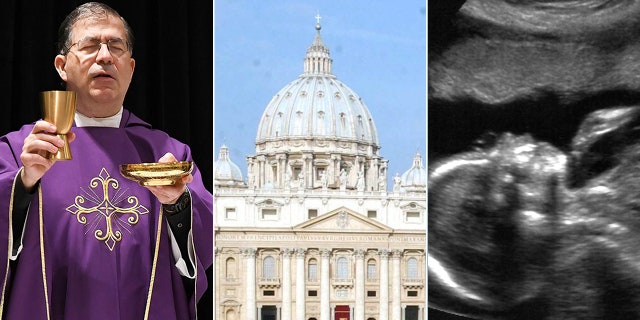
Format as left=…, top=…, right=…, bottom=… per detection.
left=0, top=2, right=212, bottom=319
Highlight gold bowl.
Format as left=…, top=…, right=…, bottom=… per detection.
left=119, top=161, right=193, bottom=186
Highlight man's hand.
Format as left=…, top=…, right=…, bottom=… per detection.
left=145, top=152, right=193, bottom=204
left=20, top=120, right=76, bottom=192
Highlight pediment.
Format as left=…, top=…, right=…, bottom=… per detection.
left=400, top=201, right=426, bottom=212
left=255, top=199, right=284, bottom=208
left=293, top=207, right=393, bottom=232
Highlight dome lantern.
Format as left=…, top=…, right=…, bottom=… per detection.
left=304, top=14, right=333, bottom=76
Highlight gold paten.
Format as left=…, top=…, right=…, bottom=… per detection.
left=40, top=90, right=76, bottom=161
left=119, top=161, right=193, bottom=186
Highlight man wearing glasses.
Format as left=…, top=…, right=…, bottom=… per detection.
left=0, top=2, right=212, bottom=319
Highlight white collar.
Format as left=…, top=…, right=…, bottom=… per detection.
left=74, top=107, right=123, bottom=128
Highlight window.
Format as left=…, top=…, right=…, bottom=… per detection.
left=225, top=207, right=236, bottom=219
left=367, top=210, right=377, bottom=219
left=406, top=211, right=420, bottom=223
left=294, top=111, right=303, bottom=134
left=271, top=165, right=277, bottom=183
left=225, top=258, right=236, bottom=279
left=367, top=259, right=376, bottom=281
left=308, top=259, right=318, bottom=281
left=401, top=202, right=425, bottom=224
left=263, top=256, right=276, bottom=278
left=336, top=257, right=349, bottom=279
left=308, top=290, right=318, bottom=297
left=264, top=290, right=275, bottom=296
left=407, top=290, right=418, bottom=297
left=261, top=209, right=278, bottom=220
left=308, top=209, right=318, bottom=219
left=407, top=257, right=418, bottom=279
left=367, top=291, right=376, bottom=297
left=317, top=111, right=326, bottom=134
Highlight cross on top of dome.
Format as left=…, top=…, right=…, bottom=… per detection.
left=315, top=13, right=322, bottom=30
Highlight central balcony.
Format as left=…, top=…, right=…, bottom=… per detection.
left=258, top=277, right=281, bottom=288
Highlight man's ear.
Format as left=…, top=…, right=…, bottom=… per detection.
left=129, top=57, right=135, bottom=80
left=54, top=55, right=68, bottom=81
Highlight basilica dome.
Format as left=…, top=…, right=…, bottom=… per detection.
left=255, top=23, right=379, bottom=147
left=214, top=144, right=245, bottom=187
left=247, top=21, right=388, bottom=192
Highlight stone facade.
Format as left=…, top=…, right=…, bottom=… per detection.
left=215, top=18, right=426, bottom=320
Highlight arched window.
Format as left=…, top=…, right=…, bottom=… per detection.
left=308, top=258, right=318, bottom=281
left=263, top=256, right=276, bottom=278
left=407, top=257, right=418, bottom=279
left=337, top=257, right=349, bottom=279
left=226, top=309, right=237, bottom=320
left=225, top=257, right=236, bottom=278
left=294, top=110, right=304, bottom=134
left=339, top=112, right=346, bottom=128
left=367, top=259, right=377, bottom=281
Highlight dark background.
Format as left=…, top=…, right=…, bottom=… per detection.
left=428, top=1, right=484, bottom=319
left=0, top=0, right=213, bottom=317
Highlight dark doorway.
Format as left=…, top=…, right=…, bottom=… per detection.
left=405, top=305, right=419, bottom=320
left=261, top=305, right=277, bottom=320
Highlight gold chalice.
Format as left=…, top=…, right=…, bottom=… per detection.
left=40, top=90, right=76, bottom=160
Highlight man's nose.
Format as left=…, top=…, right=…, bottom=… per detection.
left=95, top=43, right=113, bottom=65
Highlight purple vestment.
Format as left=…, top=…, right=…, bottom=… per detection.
left=0, top=109, right=213, bottom=319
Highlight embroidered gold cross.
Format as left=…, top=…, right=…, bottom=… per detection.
left=66, top=168, right=149, bottom=251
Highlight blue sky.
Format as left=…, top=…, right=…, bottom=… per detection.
left=214, top=1, right=426, bottom=186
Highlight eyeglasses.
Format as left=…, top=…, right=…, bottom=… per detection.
left=65, top=38, right=130, bottom=57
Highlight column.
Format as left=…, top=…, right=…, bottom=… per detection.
left=354, top=249, right=365, bottom=320
left=303, top=154, right=312, bottom=189
left=278, top=154, right=288, bottom=188
left=276, top=154, right=282, bottom=187
left=258, top=306, right=262, bottom=320
left=331, top=155, right=341, bottom=186
left=246, top=159, right=253, bottom=189
left=282, top=249, right=293, bottom=320
left=320, top=249, right=331, bottom=320
left=391, top=250, right=402, bottom=320
left=243, top=248, right=257, bottom=320
left=258, top=156, right=266, bottom=188
left=378, top=249, right=390, bottom=320
left=295, top=248, right=306, bottom=320
left=371, top=159, right=379, bottom=191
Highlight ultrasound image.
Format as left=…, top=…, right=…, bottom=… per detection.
left=429, top=0, right=640, bottom=319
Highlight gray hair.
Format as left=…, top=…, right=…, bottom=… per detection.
left=57, top=2, right=134, bottom=55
